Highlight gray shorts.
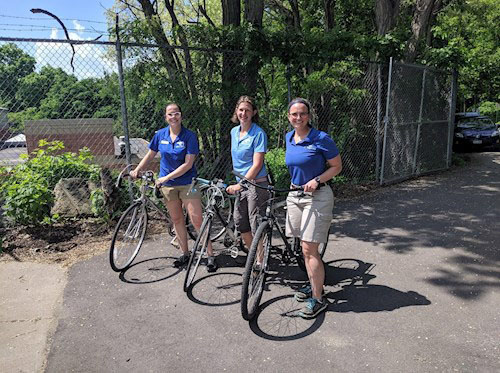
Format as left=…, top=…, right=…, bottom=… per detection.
left=234, top=181, right=269, bottom=234
left=285, top=185, right=334, bottom=243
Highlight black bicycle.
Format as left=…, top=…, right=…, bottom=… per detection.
left=235, top=171, right=328, bottom=320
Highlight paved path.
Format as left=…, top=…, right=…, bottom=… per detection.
left=4, top=152, right=500, bottom=372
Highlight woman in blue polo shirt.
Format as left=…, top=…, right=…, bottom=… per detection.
left=130, top=103, right=216, bottom=271
left=226, top=96, right=269, bottom=252
left=285, top=97, right=342, bottom=319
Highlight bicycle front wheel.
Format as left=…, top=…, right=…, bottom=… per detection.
left=183, top=216, right=212, bottom=292
left=110, top=203, right=148, bottom=272
left=294, top=238, right=328, bottom=272
left=241, top=221, right=271, bottom=320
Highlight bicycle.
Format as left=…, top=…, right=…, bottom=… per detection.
left=235, top=171, right=328, bottom=320
left=109, top=167, right=195, bottom=272
left=183, top=177, right=246, bottom=292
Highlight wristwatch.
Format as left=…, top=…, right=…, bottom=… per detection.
left=314, top=176, right=321, bottom=184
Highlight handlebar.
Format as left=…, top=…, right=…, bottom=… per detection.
left=188, top=177, right=228, bottom=195
left=231, top=170, right=303, bottom=193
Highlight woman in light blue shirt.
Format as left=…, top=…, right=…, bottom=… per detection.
left=226, top=96, right=269, bottom=251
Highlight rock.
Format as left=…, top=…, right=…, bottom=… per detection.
left=51, top=178, right=93, bottom=217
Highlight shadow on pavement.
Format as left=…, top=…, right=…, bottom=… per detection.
left=187, top=272, right=242, bottom=306
left=331, top=153, right=500, bottom=300
left=119, top=256, right=182, bottom=284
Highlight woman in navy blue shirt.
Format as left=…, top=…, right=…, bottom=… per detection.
left=130, top=103, right=216, bottom=271
left=285, top=98, right=342, bottom=318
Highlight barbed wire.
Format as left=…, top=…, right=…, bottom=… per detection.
left=0, top=13, right=109, bottom=24
left=0, top=23, right=109, bottom=34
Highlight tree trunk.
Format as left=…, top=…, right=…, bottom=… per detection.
left=405, top=0, right=436, bottom=63
left=375, top=0, right=401, bottom=35
left=324, top=0, right=335, bottom=31
left=222, top=0, right=241, bottom=26
left=243, top=0, right=264, bottom=97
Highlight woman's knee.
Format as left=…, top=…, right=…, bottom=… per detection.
left=301, top=240, right=321, bottom=258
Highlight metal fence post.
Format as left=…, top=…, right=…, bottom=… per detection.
left=380, top=57, right=393, bottom=185
left=446, top=69, right=458, bottom=167
left=115, top=14, right=134, bottom=202
left=286, top=64, right=292, bottom=103
left=376, top=63, right=382, bottom=183
left=413, top=68, right=427, bottom=175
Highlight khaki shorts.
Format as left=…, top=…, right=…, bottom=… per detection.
left=160, top=184, right=201, bottom=202
left=285, top=185, right=334, bottom=243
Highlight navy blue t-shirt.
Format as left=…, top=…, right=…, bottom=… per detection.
left=149, top=125, right=199, bottom=186
left=285, top=127, right=339, bottom=186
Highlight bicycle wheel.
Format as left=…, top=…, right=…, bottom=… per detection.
left=183, top=216, right=212, bottom=292
left=294, top=238, right=328, bottom=272
left=241, top=221, right=271, bottom=320
left=109, top=202, right=148, bottom=272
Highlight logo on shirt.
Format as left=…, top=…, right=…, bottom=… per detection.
left=160, top=140, right=170, bottom=145
left=175, top=141, right=185, bottom=149
left=241, top=138, right=252, bottom=146
left=306, top=144, right=316, bottom=150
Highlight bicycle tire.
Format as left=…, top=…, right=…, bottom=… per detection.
left=109, top=202, right=148, bottom=272
left=183, top=216, right=212, bottom=292
left=241, top=221, right=271, bottom=320
left=294, top=238, right=328, bottom=272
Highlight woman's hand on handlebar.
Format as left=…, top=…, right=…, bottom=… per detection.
left=129, top=169, right=139, bottom=179
left=226, top=183, right=242, bottom=195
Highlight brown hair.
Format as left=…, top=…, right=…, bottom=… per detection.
left=231, top=96, right=259, bottom=124
left=165, top=102, right=182, bottom=113
left=288, top=97, right=313, bottom=127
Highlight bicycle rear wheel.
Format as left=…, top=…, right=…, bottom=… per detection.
left=109, top=202, right=147, bottom=272
left=183, top=216, right=212, bottom=292
left=241, top=221, right=271, bottom=320
left=294, top=238, right=328, bottom=272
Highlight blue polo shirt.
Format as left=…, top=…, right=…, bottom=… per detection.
left=231, top=123, right=268, bottom=181
left=285, top=127, right=339, bottom=186
left=149, top=125, right=199, bottom=186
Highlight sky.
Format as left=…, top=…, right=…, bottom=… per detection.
left=0, top=0, right=116, bottom=40
left=0, top=1, right=119, bottom=79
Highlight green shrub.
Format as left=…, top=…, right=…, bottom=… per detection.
left=2, top=140, right=101, bottom=226
left=265, top=148, right=290, bottom=189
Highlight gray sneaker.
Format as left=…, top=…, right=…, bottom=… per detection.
left=294, top=285, right=312, bottom=302
left=298, top=297, right=328, bottom=319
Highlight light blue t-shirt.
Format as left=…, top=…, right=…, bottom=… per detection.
left=285, top=127, right=339, bottom=186
left=230, top=123, right=268, bottom=181
left=149, top=125, right=199, bottom=186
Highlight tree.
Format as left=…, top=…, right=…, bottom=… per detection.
left=0, top=43, right=36, bottom=109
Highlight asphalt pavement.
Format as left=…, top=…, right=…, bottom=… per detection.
left=34, top=152, right=500, bottom=372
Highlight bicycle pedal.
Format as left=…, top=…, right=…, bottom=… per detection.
left=230, top=247, right=239, bottom=258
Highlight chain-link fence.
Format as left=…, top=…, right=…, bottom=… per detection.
left=380, top=60, right=456, bottom=184
left=0, top=37, right=455, bottom=228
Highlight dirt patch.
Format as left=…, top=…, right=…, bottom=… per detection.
left=0, top=219, right=113, bottom=267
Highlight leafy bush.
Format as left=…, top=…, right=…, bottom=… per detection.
left=2, top=140, right=101, bottom=226
left=265, top=148, right=290, bottom=189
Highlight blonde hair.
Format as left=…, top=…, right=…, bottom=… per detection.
left=231, top=96, right=259, bottom=124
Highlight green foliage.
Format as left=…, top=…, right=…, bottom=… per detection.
left=90, top=188, right=110, bottom=222
left=1, top=140, right=101, bottom=226
left=478, top=101, right=500, bottom=122
left=265, top=148, right=290, bottom=189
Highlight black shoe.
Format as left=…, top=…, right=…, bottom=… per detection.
left=173, top=253, right=190, bottom=268
left=206, top=256, right=218, bottom=272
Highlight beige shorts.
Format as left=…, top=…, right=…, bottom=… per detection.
left=285, top=185, right=334, bottom=243
left=160, top=184, right=201, bottom=202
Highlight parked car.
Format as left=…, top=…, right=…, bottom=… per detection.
left=453, top=113, right=499, bottom=151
